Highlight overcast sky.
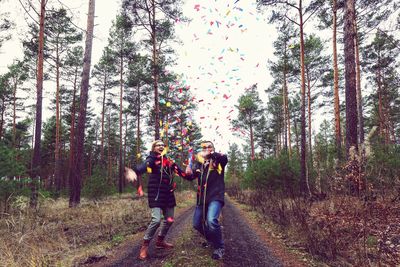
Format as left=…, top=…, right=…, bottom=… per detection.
left=1, top=0, right=280, bottom=153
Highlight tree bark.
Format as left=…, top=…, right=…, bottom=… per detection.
left=0, top=95, right=5, bottom=141
left=119, top=54, right=124, bottom=193
left=332, top=0, right=342, bottom=160
left=123, top=111, right=128, bottom=188
left=151, top=0, right=160, bottom=140
left=135, top=84, right=143, bottom=190
left=283, top=64, right=292, bottom=157
left=100, top=74, right=106, bottom=164
left=12, top=77, right=17, bottom=148
left=299, top=0, right=310, bottom=196
left=306, top=68, right=313, bottom=169
left=343, top=0, right=358, bottom=157
left=30, top=0, right=46, bottom=208
left=107, top=111, right=112, bottom=183
left=354, top=17, right=364, bottom=144
left=294, top=112, right=300, bottom=156
left=55, top=42, right=61, bottom=193
left=68, top=66, right=78, bottom=189
left=69, top=0, right=95, bottom=207
left=250, top=118, right=255, bottom=160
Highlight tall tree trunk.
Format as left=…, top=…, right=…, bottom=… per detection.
left=332, top=0, right=342, bottom=160
left=376, top=68, right=384, bottom=138
left=294, top=114, right=300, bottom=156
left=283, top=66, right=292, bottom=157
left=100, top=76, right=106, bottom=164
left=68, top=66, right=78, bottom=189
left=118, top=55, right=124, bottom=193
left=55, top=43, right=61, bottom=193
left=136, top=84, right=141, bottom=163
left=299, top=0, right=310, bottom=196
left=343, top=0, right=358, bottom=157
left=107, top=111, right=112, bottom=184
left=151, top=0, right=160, bottom=140
left=0, top=97, right=4, bottom=141
left=30, top=0, right=46, bottom=208
left=12, top=77, right=17, bottom=148
left=69, top=0, right=95, bottom=207
left=282, top=86, right=288, bottom=152
left=250, top=118, right=255, bottom=160
left=306, top=68, right=313, bottom=168
left=135, top=84, right=143, bottom=190
left=382, top=87, right=390, bottom=144
left=123, top=111, right=128, bottom=188
left=354, top=17, right=364, bottom=144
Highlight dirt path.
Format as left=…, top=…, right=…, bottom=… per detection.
left=85, top=198, right=302, bottom=267
left=87, top=206, right=195, bottom=267
left=221, top=200, right=283, bottom=267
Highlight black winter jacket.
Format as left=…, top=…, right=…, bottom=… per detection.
left=191, top=152, right=228, bottom=206
left=135, top=152, right=189, bottom=208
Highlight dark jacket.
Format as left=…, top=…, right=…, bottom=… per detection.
left=191, top=152, right=228, bottom=206
left=135, top=152, right=188, bottom=208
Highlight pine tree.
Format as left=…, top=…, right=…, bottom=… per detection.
left=257, top=0, right=324, bottom=195
left=30, top=0, right=46, bottom=208
left=232, top=84, right=263, bottom=161
left=362, top=31, right=400, bottom=144
left=123, top=0, right=187, bottom=140
left=46, top=7, right=82, bottom=193
left=69, top=0, right=95, bottom=207
left=343, top=0, right=358, bottom=157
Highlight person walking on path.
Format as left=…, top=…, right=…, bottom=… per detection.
left=186, top=140, right=228, bottom=260
left=126, top=140, right=191, bottom=260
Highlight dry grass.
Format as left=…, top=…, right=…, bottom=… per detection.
left=228, top=189, right=400, bottom=266
left=0, top=191, right=194, bottom=267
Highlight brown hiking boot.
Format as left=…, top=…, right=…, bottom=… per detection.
left=155, top=235, right=174, bottom=249
left=138, top=239, right=150, bottom=260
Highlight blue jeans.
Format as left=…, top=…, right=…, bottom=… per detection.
left=193, top=200, right=224, bottom=249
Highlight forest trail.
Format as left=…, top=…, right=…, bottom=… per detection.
left=84, top=197, right=305, bottom=267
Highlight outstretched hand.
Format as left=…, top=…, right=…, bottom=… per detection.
left=185, top=165, right=193, bottom=175
left=137, top=185, right=144, bottom=197
left=124, top=167, right=137, bottom=182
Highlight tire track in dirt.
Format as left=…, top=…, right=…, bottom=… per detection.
left=221, top=199, right=283, bottom=267
left=95, top=206, right=195, bottom=267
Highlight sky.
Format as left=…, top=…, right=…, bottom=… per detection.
left=173, top=0, right=276, bottom=152
left=1, top=0, right=279, bottom=154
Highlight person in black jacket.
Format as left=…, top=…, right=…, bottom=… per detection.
left=186, top=141, right=228, bottom=260
left=129, top=140, right=191, bottom=260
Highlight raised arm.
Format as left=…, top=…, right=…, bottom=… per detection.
left=172, top=162, right=196, bottom=181
left=210, top=152, right=228, bottom=168
left=134, top=156, right=155, bottom=175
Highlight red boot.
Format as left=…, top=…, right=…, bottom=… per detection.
left=138, top=239, right=150, bottom=260
left=155, top=235, right=174, bottom=249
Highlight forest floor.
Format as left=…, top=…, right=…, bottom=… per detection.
left=82, top=196, right=315, bottom=267
left=3, top=190, right=398, bottom=266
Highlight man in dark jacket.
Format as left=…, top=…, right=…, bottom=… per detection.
left=186, top=141, right=228, bottom=260
left=131, top=140, right=190, bottom=260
